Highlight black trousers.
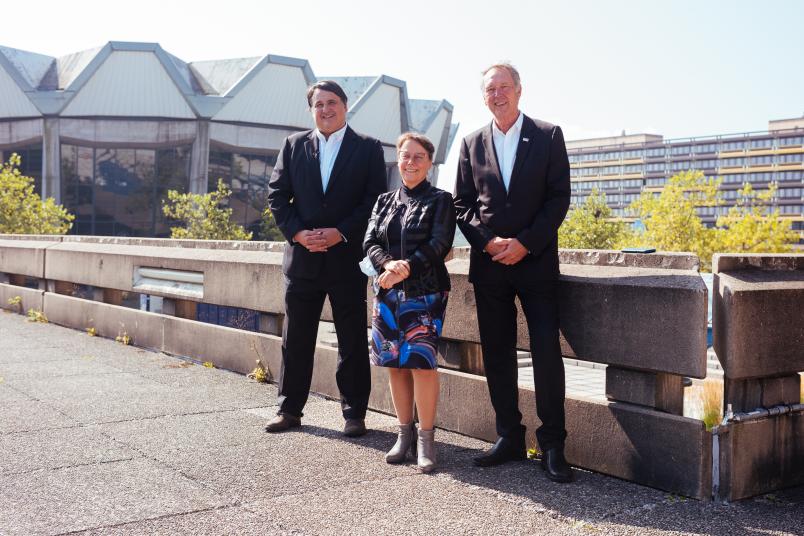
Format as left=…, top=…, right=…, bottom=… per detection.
left=277, top=274, right=370, bottom=420
left=473, top=279, right=567, bottom=451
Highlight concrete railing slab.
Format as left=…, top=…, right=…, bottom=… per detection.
left=0, top=238, right=60, bottom=278
left=713, top=254, right=804, bottom=379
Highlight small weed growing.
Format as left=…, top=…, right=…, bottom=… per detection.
left=202, top=361, right=215, bottom=368
left=26, top=309, right=48, bottom=323
left=700, top=379, right=724, bottom=431
left=7, top=295, right=23, bottom=314
left=247, top=359, right=271, bottom=383
left=86, top=327, right=97, bottom=337
left=115, top=332, right=132, bottom=345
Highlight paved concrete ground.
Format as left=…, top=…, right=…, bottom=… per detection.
left=1, top=312, right=802, bottom=536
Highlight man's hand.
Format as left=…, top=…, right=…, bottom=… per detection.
left=382, top=259, right=410, bottom=278
left=293, top=229, right=328, bottom=252
left=483, top=236, right=508, bottom=256
left=378, top=270, right=405, bottom=289
left=491, top=238, right=528, bottom=265
left=315, top=228, right=343, bottom=249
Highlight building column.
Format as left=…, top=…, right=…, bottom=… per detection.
left=189, top=120, right=210, bottom=194
left=42, top=117, right=61, bottom=203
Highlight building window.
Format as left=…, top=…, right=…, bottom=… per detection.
left=749, top=138, right=773, bottom=150
left=207, top=147, right=279, bottom=237
left=61, top=144, right=191, bottom=237
left=778, top=153, right=804, bottom=164
left=1, top=144, right=43, bottom=194
left=722, top=141, right=746, bottom=152
left=778, top=136, right=804, bottom=147
left=670, top=145, right=690, bottom=156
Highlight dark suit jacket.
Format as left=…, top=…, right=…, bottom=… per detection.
left=454, top=114, right=571, bottom=283
left=267, top=126, right=387, bottom=280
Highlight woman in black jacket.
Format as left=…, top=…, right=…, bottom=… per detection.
left=363, top=132, right=456, bottom=473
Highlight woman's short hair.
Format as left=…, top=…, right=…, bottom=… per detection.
left=396, top=132, right=435, bottom=161
left=306, top=80, right=348, bottom=107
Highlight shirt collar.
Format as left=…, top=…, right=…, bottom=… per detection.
left=492, top=112, right=523, bottom=137
left=315, top=123, right=348, bottom=144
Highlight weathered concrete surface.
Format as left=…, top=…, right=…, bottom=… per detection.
left=2, top=312, right=802, bottom=536
left=606, top=367, right=684, bottom=415
left=713, top=258, right=804, bottom=380
left=0, top=238, right=58, bottom=278
left=717, top=412, right=804, bottom=502
left=14, top=288, right=713, bottom=497
left=443, top=256, right=708, bottom=378
left=725, top=374, right=803, bottom=413
left=44, top=241, right=287, bottom=313
left=0, top=283, right=43, bottom=315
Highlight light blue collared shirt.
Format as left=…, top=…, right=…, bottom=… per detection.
left=491, top=112, right=524, bottom=191
left=315, top=123, right=348, bottom=192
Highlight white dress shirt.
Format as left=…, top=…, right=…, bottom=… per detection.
left=491, top=112, right=523, bottom=192
left=315, top=123, right=348, bottom=192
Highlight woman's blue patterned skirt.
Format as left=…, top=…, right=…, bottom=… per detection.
left=370, top=289, right=448, bottom=369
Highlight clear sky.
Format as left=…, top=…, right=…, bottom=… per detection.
left=4, top=0, right=803, bottom=189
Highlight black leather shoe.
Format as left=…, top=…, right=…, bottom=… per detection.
left=473, top=436, right=527, bottom=467
left=541, top=448, right=574, bottom=483
left=264, top=413, right=301, bottom=433
left=343, top=419, right=367, bottom=437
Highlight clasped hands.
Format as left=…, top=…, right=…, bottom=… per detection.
left=293, top=228, right=342, bottom=252
left=484, top=236, right=528, bottom=265
left=378, top=259, right=410, bottom=289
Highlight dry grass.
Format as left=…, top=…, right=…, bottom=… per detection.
left=800, top=374, right=804, bottom=404
left=685, top=379, right=724, bottom=431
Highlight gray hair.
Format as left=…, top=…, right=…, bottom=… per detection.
left=480, top=62, right=521, bottom=91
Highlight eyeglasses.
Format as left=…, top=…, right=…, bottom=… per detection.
left=398, top=152, right=429, bottom=164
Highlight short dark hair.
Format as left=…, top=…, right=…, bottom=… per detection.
left=306, top=80, right=348, bottom=107
left=396, top=132, right=435, bottom=161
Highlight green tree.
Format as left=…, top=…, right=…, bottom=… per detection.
left=628, top=170, right=721, bottom=270
left=162, top=179, right=252, bottom=240
left=626, top=171, right=799, bottom=271
left=259, top=207, right=284, bottom=241
left=559, top=189, right=633, bottom=249
left=713, top=182, right=799, bottom=253
left=0, top=153, right=74, bottom=234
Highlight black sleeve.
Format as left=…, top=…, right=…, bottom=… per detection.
left=266, top=138, right=304, bottom=242
left=336, top=139, right=387, bottom=240
left=407, top=192, right=457, bottom=277
left=363, top=196, right=393, bottom=272
left=515, top=126, right=571, bottom=255
left=453, top=137, right=496, bottom=251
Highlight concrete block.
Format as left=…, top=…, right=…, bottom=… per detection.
left=564, top=399, right=712, bottom=499
left=713, top=255, right=804, bottom=379
left=606, top=367, right=684, bottom=414
left=560, top=249, right=700, bottom=270
left=559, top=263, right=707, bottom=377
left=724, top=375, right=802, bottom=413
left=44, top=241, right=287, bottom=313
left=717, top=411, right=804, bottom=501
left=0, top=238, right=59, bottom=278
left=43, top=293, right=165, bottom=351
left=442, top=258, right=708, bottom=378
left=0, top=283, right=43, bottom=314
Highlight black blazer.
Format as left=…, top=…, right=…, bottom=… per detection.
left=454, top=114, right=571, bottom=283
left=267, top=126, right=387, bottom=280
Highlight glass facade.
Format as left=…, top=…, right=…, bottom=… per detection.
left=207, top=146, right=278, bottom=236
left=1, top=143, right=43, bottom=194
left=61, top=144, right=191, bottom=237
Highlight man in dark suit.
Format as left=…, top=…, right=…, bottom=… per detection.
left=266, top=80, right=387, bottom=436
left=454, top=63, right=573, bottom=482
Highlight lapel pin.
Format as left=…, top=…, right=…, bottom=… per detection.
left=522, top=138, right=529, bottom=142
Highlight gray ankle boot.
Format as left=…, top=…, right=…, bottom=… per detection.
left=417, top=428, right=437, bottom=473
left=385, top=422, right=417, bottom=464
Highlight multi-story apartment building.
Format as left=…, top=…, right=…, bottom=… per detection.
left=566, top=117, right=804, bottom=240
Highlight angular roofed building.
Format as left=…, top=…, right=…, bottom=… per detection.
left=0, top=42, right=457, bottom=238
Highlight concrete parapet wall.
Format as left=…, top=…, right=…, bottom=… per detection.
left=0, top=239, right=60, bottom=278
